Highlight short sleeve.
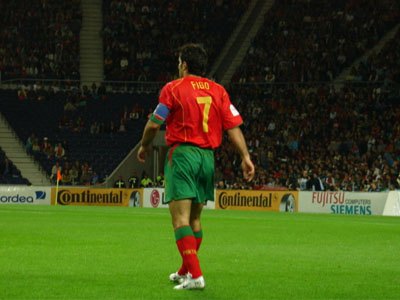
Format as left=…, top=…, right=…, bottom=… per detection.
left=159, top=83, right=173, bottom=109
left=221, top=90, right=243, bottom=130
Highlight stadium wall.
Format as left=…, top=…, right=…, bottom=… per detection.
left=1, top=186, right=399, bottom=216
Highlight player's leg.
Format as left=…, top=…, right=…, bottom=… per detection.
left=169, top=200, right=203, bottom=283
left=174, top=148, right=211, bottom=278
left=172, top=201, right=206, bottom=290
left=173, top=149, right=211, bottom=290
left=169, top=199, right=191, bottom=229
left=190, top=147, right=214, bottom=259
left=168, top=199, right=191, bottom=281
left=175, top=202, right=204, bottom=276
left=190, top=202, right=204, bottom=254
left=190, top=202, right=204, bottom=232
left=165, top=145, right=205, bottom=289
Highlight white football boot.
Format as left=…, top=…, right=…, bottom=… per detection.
left=169, top=272, right=188, bottom=284
left=173, top=276, right=205, bottom=290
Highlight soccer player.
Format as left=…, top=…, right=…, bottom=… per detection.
left=137, top=43, right=255, bottom=290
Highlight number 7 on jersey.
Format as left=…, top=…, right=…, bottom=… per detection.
left=196, top=96, right=212, bottom=132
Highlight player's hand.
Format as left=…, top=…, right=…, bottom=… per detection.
left=241, top=156, right=255, bottom=182
left=137, top=145, right=151, bottom=163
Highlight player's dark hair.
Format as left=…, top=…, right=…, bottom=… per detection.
left=178, top=43, right=208, bottom=76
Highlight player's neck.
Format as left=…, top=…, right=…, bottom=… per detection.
left=184, top=73, right=202, bottom=79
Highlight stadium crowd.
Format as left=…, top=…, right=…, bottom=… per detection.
left=214, top=0, right=400, bottom=191
left=215, top=25, right=400, bottom=192
left=24, top=131, right=96, bottom=186
left=0, top=0, right=81, bottom=81
left=102, top=0, right=247, bottom=81
left=347, top=27, right=400, bottom=87
left=233, top=0, right=399, bottom=83
left=215, top=82, right=400, bottom=192
left=1, top=0, right=400, bottom=192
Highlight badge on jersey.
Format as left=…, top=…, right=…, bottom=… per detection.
left=230, top=104, right=240, bottom=117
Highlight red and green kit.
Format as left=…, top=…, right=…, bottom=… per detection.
left=150, top=75, right=243, bottom=203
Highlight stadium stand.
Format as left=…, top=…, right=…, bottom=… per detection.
left=0, top=86, right=156, bottom=184
left=102, top=0, right=248, bottom=81
left=0, top=0, right=399, bottom=191
left=0, top=147, right=30, bottom=185
left=347, top=26, right=400, bottom=86
left=217, top=25, right=400, bottom=191
left=213, top=0, right=400, bottom=191
left=216, top=81, right=400, bottom=192
left=232, top=0, right=399, bottom=83
left=0, top=0, right=81, bottom=81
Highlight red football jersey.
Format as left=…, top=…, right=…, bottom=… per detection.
left=158, top=75, right=243, bottom=149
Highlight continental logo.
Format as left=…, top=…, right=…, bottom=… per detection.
left=218, top=191, right=273, bottom=209
left=57, top=190, right=124, bottom=205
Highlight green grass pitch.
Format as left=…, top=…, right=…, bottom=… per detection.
left=0, top=205, right=399, bottom=299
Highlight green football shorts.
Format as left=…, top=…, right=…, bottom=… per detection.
left=164, top=144, right=215, bottom=204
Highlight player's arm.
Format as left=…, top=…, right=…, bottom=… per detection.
left=137, top=119, right=161, bottom=162
left=226, top=126, right=255, bottom=182
left=137, top=103, right=169, bottom=163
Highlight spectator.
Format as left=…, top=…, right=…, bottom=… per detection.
left=156, top=172, right=165, bottom=187
left=61, top=169, right=72, bottom=185
left=54, top=143, right=66, bottom=160
left=50, top=161, right=62, bottom=184
left=140, top=173, right=153, bottom=187
left=114, top=175, right=126, bottom=188
left=306, top=172, right=325, bottom=191
left=91, top=171, right=100, bottom=185
left=41, top=137, right=54, bottom=159
left=25, top=133, right=35, bottom=155
left=128, top=172, right=140, bottom=188
left=69, top=165, right=79, bottom=185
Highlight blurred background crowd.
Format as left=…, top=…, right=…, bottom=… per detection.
left=0, top=0, right=399, bottom=191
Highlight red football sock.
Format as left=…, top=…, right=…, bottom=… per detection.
left=178, top=230, right=203, bottom=275
left=175, top=226, right=202, bottom=279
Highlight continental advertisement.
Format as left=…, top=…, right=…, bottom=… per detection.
left=215, top=190, right=298, bottom=212
left=51, top=188, right=143, bottom=207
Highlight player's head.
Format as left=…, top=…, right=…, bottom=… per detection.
left=178, top=43, right=208, bottom=78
